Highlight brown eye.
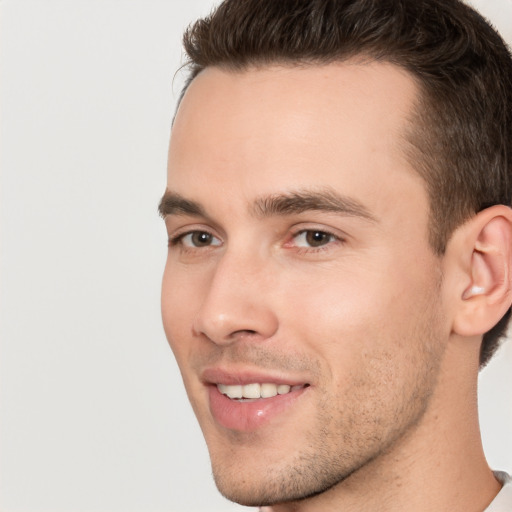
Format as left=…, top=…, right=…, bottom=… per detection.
left=305, top=231, right=332, bottom=247
left=191, top=232, right=213, bottom=246
left=294, top=230, right=336, bottom=248
left=179, top=231, right=222, bottom=248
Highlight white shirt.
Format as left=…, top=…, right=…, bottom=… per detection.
left=486, top=472, right=512, bottom=511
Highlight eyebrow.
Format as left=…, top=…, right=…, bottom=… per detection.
left=252, top=189, right=377, bottom=222
left=158, top=191, right=207, bottom=218
left=158, top=188, right=376, bottom=222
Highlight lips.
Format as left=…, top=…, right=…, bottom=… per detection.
left=202, top=368, right=310, bottom=431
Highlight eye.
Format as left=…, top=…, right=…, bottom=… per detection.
left=293, top=230, right=337, bottom=248
left=172, top=230, right=222, bottom=248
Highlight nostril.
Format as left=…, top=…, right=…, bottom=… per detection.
left=193, top=297, right=279, bottom=344
left=232, top=329, right=258, bottom=337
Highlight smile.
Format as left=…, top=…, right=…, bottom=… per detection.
left=208, top=381, right=310, bottom=431
left=217, top=383, right=307, bottom=400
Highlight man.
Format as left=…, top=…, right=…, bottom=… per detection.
left=159, top=0, right=512, bottom=510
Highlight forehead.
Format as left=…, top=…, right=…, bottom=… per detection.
left=167, top=61, right=425, bottom=215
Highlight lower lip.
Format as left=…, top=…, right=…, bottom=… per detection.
left=208, top=385, right=308, bottom=432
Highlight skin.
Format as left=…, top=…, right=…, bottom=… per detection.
left=161, top=62, right=502, bottom=511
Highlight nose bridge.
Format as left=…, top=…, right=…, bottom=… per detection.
left=193, top=245, right=278, bottom=344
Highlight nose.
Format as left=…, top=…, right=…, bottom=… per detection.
left=192, top=250, right=279, bottom=345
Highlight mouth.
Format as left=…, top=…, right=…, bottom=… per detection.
left=217, top=382, right=308, bottom=401
left=203, top=370, right=311, bottom=431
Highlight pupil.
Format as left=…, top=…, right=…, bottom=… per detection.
left=306, top=231, right=329, bottom=247
left=193, top=232, right=211, bottom=246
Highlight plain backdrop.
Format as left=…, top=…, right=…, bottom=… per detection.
left=1, top=1, right=511, bottom=511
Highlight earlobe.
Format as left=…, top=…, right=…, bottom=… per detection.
left=453, top=205, right=512, bottom=337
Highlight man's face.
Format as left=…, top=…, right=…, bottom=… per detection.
left=161, top=63, right=450, bottom=506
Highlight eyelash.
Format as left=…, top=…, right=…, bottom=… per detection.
left=168, top=230, right=221, bottom=249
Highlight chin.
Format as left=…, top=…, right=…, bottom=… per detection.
left=210, top=450, right=356, bottom=507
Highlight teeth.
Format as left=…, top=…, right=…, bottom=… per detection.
left=277, top=384, right=291, bottom=395
left=218, top=383, right=242, bottom=399
left=261, top=383, right=278, bottom=398
left=243, top=383, right=261, bottom=399
left=217, top=382, right=303, bottom=399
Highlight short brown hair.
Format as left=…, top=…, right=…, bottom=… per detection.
left=178, top=0, right=512, bottom=367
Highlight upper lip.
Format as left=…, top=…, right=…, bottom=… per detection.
left=201, top=367, right=310, bottom=387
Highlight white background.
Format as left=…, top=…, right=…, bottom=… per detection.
left=1, top=1, right=511, bottom=511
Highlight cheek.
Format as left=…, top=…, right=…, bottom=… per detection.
left=161, top=265, right=210, bottom=414
left=280, top=253, right=443, bottom=371
left=300, top=272, right=444, bottom=443
left=280, top=262, right=391, bottom=334
left=161, top=262, right=201, bottom=361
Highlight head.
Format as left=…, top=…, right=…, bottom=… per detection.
left=160, top=0, right=512, bottom=507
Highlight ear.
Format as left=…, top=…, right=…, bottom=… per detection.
left=451, top=205, right=512, bottom=337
